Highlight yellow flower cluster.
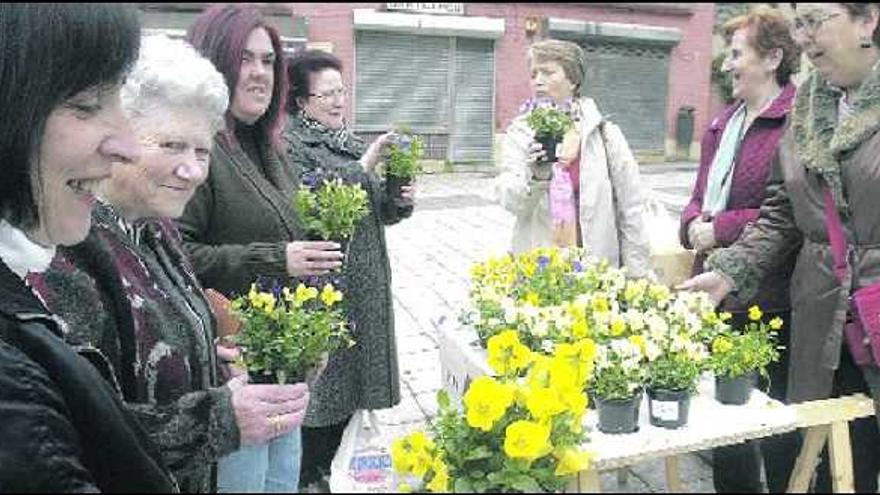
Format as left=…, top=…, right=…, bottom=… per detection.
left=391, top=431, right=450, bottom=493
left=390, top=327, right=595, bottom=492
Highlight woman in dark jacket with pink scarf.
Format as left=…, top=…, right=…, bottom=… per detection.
left=679, top=7, right=801, bottom=493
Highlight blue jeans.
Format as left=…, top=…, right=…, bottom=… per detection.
left=217, top=427, right=302, bottom=493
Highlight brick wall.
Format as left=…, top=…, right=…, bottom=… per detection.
left=288, top=2, right=716, bottom=158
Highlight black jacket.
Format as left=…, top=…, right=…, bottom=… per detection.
left=0, top=259, right=177, bottom=492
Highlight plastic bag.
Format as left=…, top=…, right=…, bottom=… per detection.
left=642, top=191, right=694, bottom=286
left=329, top=410, right=396, bottom=493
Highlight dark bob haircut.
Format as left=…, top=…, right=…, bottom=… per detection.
left=0, top=3, right=140, bottom=230
left=286, top=49, right=344, bottom=114
left=187, top=4, right=288, bottom=150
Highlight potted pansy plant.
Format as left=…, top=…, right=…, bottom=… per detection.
left=383, top=128, right=424, bottom=217
left=294, top=171, right=370, bottom=258
left=710, top=305, right=782, bottom=405
left=522, top=98, right=575, bottom=166
left=590, top=337, right=647, bottom=434
left=230, top=278, right=354, bottom=385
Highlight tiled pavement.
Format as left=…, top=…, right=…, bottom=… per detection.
left=371, top=165, right=728, bottom=492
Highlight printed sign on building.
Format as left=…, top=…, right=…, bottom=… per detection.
left=385, top=3, right=465, bottom=15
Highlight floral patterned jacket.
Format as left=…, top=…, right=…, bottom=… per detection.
left=27, top=203, right=239, bottom=493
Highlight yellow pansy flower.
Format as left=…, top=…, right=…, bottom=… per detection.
left=523, top=291, right=541, bottom=307
left=719, top=311, right=733, bottom=322
left=712, top=335, right=734, bottom=354
left=628, top=335, right=647, bottom=356
left=293, top=283, right=318, bottom=306
left=610, top=314, right=627, bottom=337
left=571, top=317, right=590, bottom=339
left=503, top=420, right=552, bottom=461
left=320, top=284, right=343, bottom=307
left=769, top=316, right=784, bottom=331
left=525, top=386, right=565, bottom=420
left=748, top=305, right=763, bottom=321
left=398, top=481, right=413, bottom=493
left=554, top=448, right=593, bottom=476
left=487, top=330, right=533, bottom=375
left=463, top=376, right=514, bottom=431
left=591, top=295, right=610, bottom=314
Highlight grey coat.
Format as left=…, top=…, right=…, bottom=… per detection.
left=708, top=68, right=880, bottom=403
left=283, top=115, right=406, bottom=426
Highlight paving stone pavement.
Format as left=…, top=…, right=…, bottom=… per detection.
left=373, top=166, right=729, bottom=493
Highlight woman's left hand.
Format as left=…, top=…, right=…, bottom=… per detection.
left=360, top=131, right=396, bottom=173
left=399, top=184, right=416, bottom=205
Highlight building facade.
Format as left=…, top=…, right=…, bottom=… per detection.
left=140, top=3, right=716, bottom=166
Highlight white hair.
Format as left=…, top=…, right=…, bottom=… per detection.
left=122, top=34, right=228, bottom=133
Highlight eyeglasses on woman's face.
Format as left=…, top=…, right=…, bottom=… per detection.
left=309, top=86, right=348, bottom=103
left=793, top=11, right=842, bottom=35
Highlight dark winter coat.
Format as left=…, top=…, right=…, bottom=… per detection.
left=282, top=114, right=407, bottom=426
left=0, top=257, right=178, bottom=492
left=708, top=68, right=880, bottom=403
left=27, top=204, right=239, bottom=492
left=680, top=82, right=798, bottom=314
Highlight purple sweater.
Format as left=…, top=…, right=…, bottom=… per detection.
left=679, top=82, right=798, bottom=313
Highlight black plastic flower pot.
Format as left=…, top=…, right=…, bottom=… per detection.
left=248, top=370, right=306, bottom=385
left=536, top=134, right=560, bottom=165
left=715, top=372, right=757, bottom=405
left=596, top=391, right=642, bottom=434
left=647, top=387, right=691, bottom=429
left=385, top=174, right=414, bottom=218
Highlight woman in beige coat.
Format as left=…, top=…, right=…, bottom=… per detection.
left=495, top=39, right=651, bottom=278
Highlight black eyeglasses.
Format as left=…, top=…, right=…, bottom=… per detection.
left=308, top=87, right=348, bottom=101
left=793, top=11, right=842, bottom=35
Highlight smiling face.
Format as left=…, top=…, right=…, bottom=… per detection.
left=529, top=59, right=576, bottom=104
left=722, top=27, right=780, bottom=103
left=299, top=68, right=346, bottom=130
left=230, top=27, right=275, bottom=124
left=30, top=83, right=140, bottom=246
left=103, top=106, right=213, bottom=220
left=794, top=3, right=879, bottom=89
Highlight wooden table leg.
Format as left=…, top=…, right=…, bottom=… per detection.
left=665, top=455, right=684, bottom=492
left=577, top=469, right=601, bottom=493
left=616, top=468, right=629, bottom=486
left=787, top=425, right=829, bottom=493
left=827, top=420, right=855, bottom=493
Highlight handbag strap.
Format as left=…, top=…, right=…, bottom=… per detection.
left=823, top=185, right=849, bottom=284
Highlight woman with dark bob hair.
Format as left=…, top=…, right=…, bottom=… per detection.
left=283, top=49, right=414, bottom=491
left=682, top=2, right=880, bottom=492
left=0, top=4, right=177, bottom=491
left=179, top=4, right=342, bottom=492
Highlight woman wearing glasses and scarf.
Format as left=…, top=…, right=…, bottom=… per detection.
left=282, top=49, right=415, bottom=491
left=682, top=3, right=880, bottom=492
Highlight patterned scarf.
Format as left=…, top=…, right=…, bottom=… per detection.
left=298, top=110, right=363, bottom=156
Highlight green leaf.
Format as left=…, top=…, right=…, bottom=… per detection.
left=511, top=475, right=543, bottom=493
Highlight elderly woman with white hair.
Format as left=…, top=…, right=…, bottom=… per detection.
left=495, top=39, right=651, bottom=278
left=27, top=34, right=310, bottom=493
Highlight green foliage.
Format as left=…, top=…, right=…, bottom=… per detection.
left=645, top=352, right=704, bottom=394
left=591, top=361, right=643, bottom=401
left=710, top=315, right=781, bottom=379
left=385, top=132, right=425, bottom=178
left=525, top=106, right=574, bottom=139
left=295, top=178, right=369, bottom=241
left=230, top=283, right=354, bottom=383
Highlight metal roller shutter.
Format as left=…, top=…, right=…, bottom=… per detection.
left=354, top=31, right=451, bottom=134
left=579, top=41, right=671, bottom=152
left=449, top=37, right=495, bottom=163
